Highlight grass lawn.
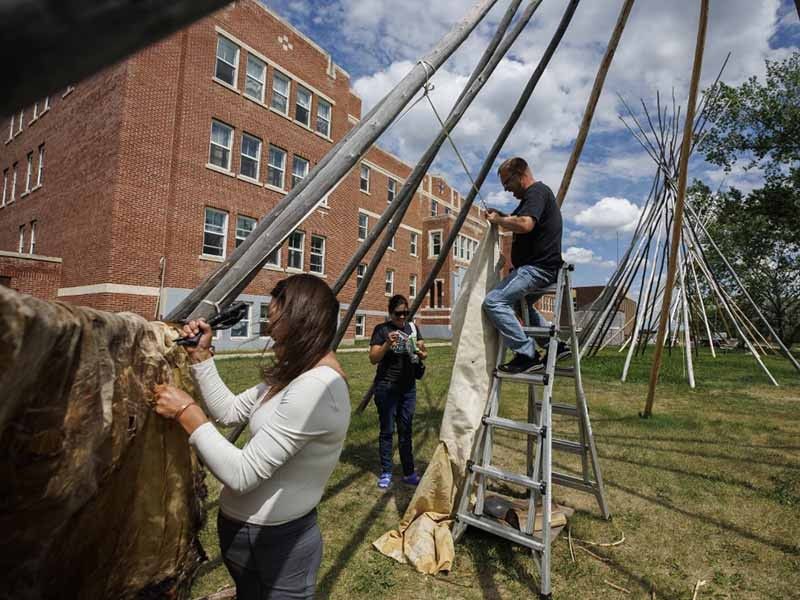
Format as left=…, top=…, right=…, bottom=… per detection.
left=192, top=345, right=800, bottom=599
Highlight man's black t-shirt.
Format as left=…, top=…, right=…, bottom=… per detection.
left=370, top=321, right=424, bottom=390
left=511, top=181, right=563, bottom=272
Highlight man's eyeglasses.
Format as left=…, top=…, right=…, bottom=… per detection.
left=393, top=310, right=409, bottom=317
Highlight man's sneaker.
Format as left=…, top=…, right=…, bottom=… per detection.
left=498, top=353, right=544, bottom=374
left=377, top=472, right=392, bottom=489
left=402, top=472, right=421, bottom=486
left=555, top=342, right=572, bottom=361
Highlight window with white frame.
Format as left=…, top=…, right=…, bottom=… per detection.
left=32, top=102, right=39, bottom=121
left=2, top=169, right=7, bottom=207
left=244, top=55, right=266, bottom=102
left=215, top=36, right=239, bottom=86
left=359, top=164, right=370, bottom=193
left=18, top=225, right=25, bottom=253
left=430, top=279, right=444, bottom=308
left=267, top=145, right=286, bottom=189
left=430, top=199, right=438, bottom=216
left=24, top=153, right=33, bottom=193
left=310, top=235, right=325, bottom=274
left=240, top=133, right=261, bottom=180
left=235, top=215, right=256, bottom=248
left=43, top=96, right=50, bottom=112
left=230, top=302, right=252, bottom=338
left=387, top=178, right=397, bottom=204
left=36, top=144, right=44, bottom=187
left=410, top=232, right=418, bottom=256
left=389, top=233, right=395, bottom=250
left=259, top=304, right=269, bottom=337
left=385, top=269, right=394, bottom=295
left=295, top=86, right=312, bottom=127
left=429, top=230, right=442, bottom=257
left=287, top=230, right=304, bottom=270
left=355, top=314, right=366, bottom=338
left=10, top=163, right=17, bottom=202
left=357, top=213, right=368, bottom=240
left=209, top=120, right=233, bottom=170
left=265, top=246, right=281, bottom=268
left=7, top=118, right=13, bottom=140
left=271, top=71, right=290, bottom=114
left=16, top=110, right=23, bottom=134
left=409, top=274, right=417, bottom=299
left=203, top=207, right=228, bottom=257
left=316, top=98, right=331, bottom=137
left=292, top=155, right=309, bottom=189
left=356, top=263, right=366, bottom=288
left=29, top=220, right=36, bottom=254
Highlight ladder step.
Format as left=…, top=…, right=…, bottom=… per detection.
left=521, top=325, right=576, bottom=336
left=471, top=464, right=543, bottom=491
left=456, top=513, right=545, bottom=551
left=483, top=416, right=542, bottom=436
left=494, top=371, right=547, bottom=384
left=552, top=471, right=598, bottom=494
left=553, top=438, right=585, bottom=455
left=553, top=367, right=575, bottom=377
left=535, top=401, right=578, bottom=417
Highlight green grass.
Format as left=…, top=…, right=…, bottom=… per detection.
left=192, top=346, right=800, bottom=599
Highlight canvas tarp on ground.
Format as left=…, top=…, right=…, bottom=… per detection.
left=0, top=287, right=205, bottom=600
left=373, top=226, right=502, bottom=573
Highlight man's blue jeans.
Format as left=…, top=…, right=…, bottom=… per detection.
left=374, top=383, right=416, bottom=476
left=482, top=264, right=557, bottom=358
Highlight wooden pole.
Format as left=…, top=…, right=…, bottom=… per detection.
left=166, top=0, right=500, bottom=321
left=556, top=0, right=636, bottom=207
left=642, top=0, right=709, bottom=418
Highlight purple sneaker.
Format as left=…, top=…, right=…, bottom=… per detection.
left=377, top=472, right=392, bottom=489
left=402, top=472, right=421, bottom=486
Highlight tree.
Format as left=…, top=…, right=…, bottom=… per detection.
left=694, top=52, right=800, bottom=344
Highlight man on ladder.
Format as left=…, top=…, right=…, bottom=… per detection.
left=483, top=157, right=569, bottom=373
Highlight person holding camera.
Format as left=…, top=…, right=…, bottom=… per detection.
left=369, top=294, right=427, bottom=489
left=151, top=274, right=350, bottom=599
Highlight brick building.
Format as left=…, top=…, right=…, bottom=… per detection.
left=0, top=0, right=493, bottom=348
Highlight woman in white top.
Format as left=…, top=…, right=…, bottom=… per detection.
left=153, top=274, right=350, bottom=599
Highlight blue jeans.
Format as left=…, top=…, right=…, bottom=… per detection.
left=482, top=264, right=556, bottom=358
left=374, top=382, right=416, bottom=476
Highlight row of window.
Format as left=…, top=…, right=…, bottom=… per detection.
left=453, top=234, right=480, bottom=261
left=1, top=144, right=45, bottom=208
left=6, top=97, right=51, bottom=141
left=215, top=35, right=332, bottom=138
left=17, top=220, right=37, bottom=254
left=357, top=212, right=419, bottom=256
left=224, top=303, right=374, bottom=340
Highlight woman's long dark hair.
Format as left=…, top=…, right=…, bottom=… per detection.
left=261, top=274, right=339, bottom=392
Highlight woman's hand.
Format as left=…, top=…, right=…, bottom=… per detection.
left=416, top=340, right=428, bottom=361
left=181, top=319, right=214, bottom=363
left=152, top=384, right=209, bottom=434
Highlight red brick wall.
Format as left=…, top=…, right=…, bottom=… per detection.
left=0, top=254, right=61, bottom=299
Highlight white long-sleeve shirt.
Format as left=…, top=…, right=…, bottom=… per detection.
left=188, top=358, right=350, bottom=525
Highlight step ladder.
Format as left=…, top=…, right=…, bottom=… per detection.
left=452, top=263, right=610, bottom=599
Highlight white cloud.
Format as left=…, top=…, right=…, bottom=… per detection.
left=563, top=246, right=616, bottom=268
left=573, top=196, right=641, bottom=233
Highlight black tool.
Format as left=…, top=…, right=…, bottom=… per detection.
left=175, top=301, right=250, bottom=347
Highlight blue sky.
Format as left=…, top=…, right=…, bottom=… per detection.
left=264, top=0, right=799, bottom=285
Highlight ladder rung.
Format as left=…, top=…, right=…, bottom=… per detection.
left=553, top=438, right=585, bottom=455
left=521, top=325, right=556, bottom=336
left=456, top=513, right=545, bottom=551
left=483, top=416, right=542, bottom=436
left=471, top=464, right=543, bottom=491
left=535, top=401, right=578, bottom=417
left=553, top=471, right=598, bottom=494
left=494, top=371, right=547, bottom=384
left=553, top=367, right=575, bottom=377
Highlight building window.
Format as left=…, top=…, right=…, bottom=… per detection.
left=387, top=178, right=397, bottom=204
left=265, top=246, right=281, bottom=268
left=215, top=36, right=239, bottom=86
left=259, top=304, right=270, bottom=337
left=240, top=133, right=262, bottom=180
left=36, top=144, right=44, bottom=187
left=32, top=102, right=39, bottom=121
left=410, top=232, right=418, bottom=256
left=43, top=96, right=50, bottom=112
left=358, top=213, right=368, bottom=240
left=429, top=231, right=442, bottom=257
left=203, top=207, right=228, bottom=257
left=235, top=215, right=256, bottom=248
left=209, top=120, right=233, bottom=170
left=287, top=230, right=304, bottom=270
left=356, top=263, right=366, bottom=288
left=355, top=314, right=366, bottom=338
left=18, top=225, right=25, bottom=253
left=267, top=145, right=287, bottom=189
left=385, top=270, right=394, bottom=295
left=271, top=71, right=290, bottom=114
left=295, top=86, right=312, bottom=127
left=292, top=155, right=309, bottom=189
left=230, top=302, right=252, bottom=339
left=24, top=153, right=33, bottom=193
left=410, top=274, right=417, bottom=299
left=7, top=118, right=13, bottom=140
left=316, top=98, right=331, bottom=137
left=29, top=220, right=36, bottom=254
left=430, top=279, right=444, bottom=308
left=16, top=110, right=23, bottom=134
left=430, top=199, right=438, bottom=216
left=310, top=235, right=325, bottom=274
left=244, top=55, right=266, bottom=103
left=10, top=163, right=17, bottom=202
left=1, top=169, right=7, bottom=207
left=359, top=164, right=370, bottom=193
left=388, top=234, right=395, bottom=250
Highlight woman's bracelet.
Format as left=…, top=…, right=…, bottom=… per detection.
left=174, top=401, right=196, bottom=420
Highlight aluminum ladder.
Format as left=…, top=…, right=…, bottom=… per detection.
left=452, top=263, right=610, bottom=599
